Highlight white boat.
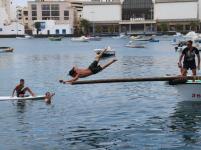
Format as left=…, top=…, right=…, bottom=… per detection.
left=125, top=41, right=145, bottom=48
left=16, top=35, right=33, bottom=39
left=112, top=33, right=127, bottom=39
left=0, top=47, right=14, bottom=53
left=71, top=36, right=89, bottom=42
left=130, top=35, right=151, bottom=41
left=0, top=95, right=45, bottom=101
left=94, top=46, right=115, bottom=57
left=88, top=36, right=101, bottom=41
left=175, top=80, right=201, bottom=101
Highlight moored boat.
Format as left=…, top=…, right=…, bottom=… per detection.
left=48, top=37, right=62, bottom=41
left=71, top=36, right=89, bottom=42
left=175, top=80, right=201, bottom=101
left=0, top=47, right=14, bottom=53
left=94, top=46, right=115, bottom=57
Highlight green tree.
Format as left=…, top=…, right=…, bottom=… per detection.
left=96, top=25, right=101, bottom=33
left=175, top=24, right=183, bottom=31
left=159, top=23, right=168, bottom=32
left=34, top=22, right=41, bottom=35
left=190, top=21, right=199, bottom=31
left=79, top=19, right=90, bottom=35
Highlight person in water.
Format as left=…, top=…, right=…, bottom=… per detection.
left=44, top=92, right=55, bottom=104
left=60, top=48, right=117, bottom=84
left=178, top=40, right=200, bottom=76
left=12, top=79, right=35, bottom=97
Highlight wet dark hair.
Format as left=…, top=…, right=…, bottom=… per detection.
left=69, top=67, right=76, bottom=77
left=20, top=79, right=24, bottom=82
left=187, top=40, right=193, bottom=45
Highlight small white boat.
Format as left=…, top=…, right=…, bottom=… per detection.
left=125, top=41, right=145, bottom=48
left=175, top=80, right=201, bottom=101
left=0, top=95, right=45, bottom=101
left=130, top=35, right=151, bottom=41
left=112, top=33, right=127, bottom=39
left=0, top=47, right=14, bottom=53
left=71, top=36, right=89, bottom=42
left=87, top=36, right=101, bottom=41
left=94, top=46, right=115, bottom=57
left=16, top=35, right=33, bottom=39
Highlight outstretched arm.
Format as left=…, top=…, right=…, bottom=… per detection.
left=12, top=87, right=16, bottom=97
left=61, top=74, right=80, bottom=84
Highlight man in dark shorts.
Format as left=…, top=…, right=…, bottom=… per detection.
left=178, top=40, right=200, bottom=76
left=12, top=79, right=35, bottom=97
left=60, top=49, right=117, bottom=84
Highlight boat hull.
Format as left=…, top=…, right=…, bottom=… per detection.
left=175, top=81, right=201, bottom=101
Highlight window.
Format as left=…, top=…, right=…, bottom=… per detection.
left=31, top=4, right=37, bottom=10
left=55, top=29, right=59, bottom=34
left=62, top=29, right=66, bottom=34
left=23, top=11, right=28, bottom=16
left=42, top=4, right=50, bottom=11
left=0, top=28, right=3, bottom=32
left=51, top=11, right=59, bottom=16
left=51, top=4, right=59, bottom=10
left=42, top=11, right=50, bottom=16
left=64, top=17, right=69, bottom=20
left=32, top=17, right=37, bottom=20
left=64, top=10, right=69, bottom=20
left=51, top=17, right=59, bottom=20
left=32, top=11, right=37, bottom=16
left=64, top=10, right=69, bottom=16
left=42, top=17, right=50, bottom=20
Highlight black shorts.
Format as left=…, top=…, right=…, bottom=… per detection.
left=183, top=61, right=196, bottom=70
left=88, top=60, right=102, bottom=74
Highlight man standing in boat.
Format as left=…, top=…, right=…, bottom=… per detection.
left=60, top=48, right=117, bottom=84
left=178, top=40, right=200, bottom=76
left=12, top=79, right=35, bottom=97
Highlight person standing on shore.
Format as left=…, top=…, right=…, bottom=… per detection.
left=178, top=40, right=200, bottom=76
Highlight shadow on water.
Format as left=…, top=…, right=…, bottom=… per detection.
left=170, top=101, right=201, bottom=145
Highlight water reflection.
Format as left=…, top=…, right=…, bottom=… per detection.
left=170, top=101, right=201, bottom=144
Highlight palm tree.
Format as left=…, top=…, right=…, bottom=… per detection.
left=79, top=19, right=90, bottom=35
left=34, top=22, right=41, bottom=35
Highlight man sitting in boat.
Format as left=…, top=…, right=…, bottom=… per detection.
left=178, top=40, right=200, bottom=76
left=60, top=49, right=117, bottom=84
left=12, top=79, right=35, bottom=97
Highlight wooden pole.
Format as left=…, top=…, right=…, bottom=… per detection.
left=71, top=76, right=201, bottom=85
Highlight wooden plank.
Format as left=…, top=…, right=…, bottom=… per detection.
left=71, top=76, right=201, bottom=85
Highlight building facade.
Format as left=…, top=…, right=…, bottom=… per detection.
left=154, top=0, right=199, bottom=32
left=82, top=0, right=122, bottom=35
left=16, top=6, right=29, bottom=32
left=28, top=0, right=75, bottom=35
left=0, top=0, right=24, bottom=36
left=120, top=0, right=155, bottom=33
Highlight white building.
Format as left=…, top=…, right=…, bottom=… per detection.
left=0, top=0, right=24, bottom=36
left=154, top=0, right=199, bottom=31
left=33, top=20, right=72, bottom=35
left=82, top=0, right=122, bottom=34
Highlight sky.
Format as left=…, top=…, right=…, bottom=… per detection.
left=14, top=0, right=27, bottom=6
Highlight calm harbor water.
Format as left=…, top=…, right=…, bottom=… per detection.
left=1, top=37, right=201, bottom=149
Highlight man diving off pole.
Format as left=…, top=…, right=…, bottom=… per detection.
left=59, top=48, right=117, bottom=84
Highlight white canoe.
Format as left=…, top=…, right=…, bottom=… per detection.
left=0, top=95, right=45, bottom=101
left=175, top=80, right=201, bottom=101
